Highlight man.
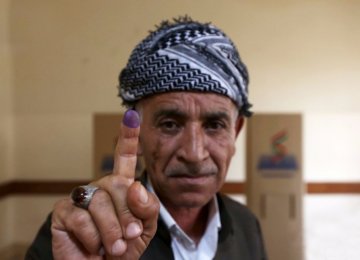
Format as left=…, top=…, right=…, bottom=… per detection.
left=26, top=17, right=267, bottom=259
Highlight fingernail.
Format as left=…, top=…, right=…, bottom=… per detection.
left=126, top=222, right=142, bottom=238
left=138, top=184, right=149, bottom=204
left=123, top=109, right=140, bottom=128
left=111, top=239, right=126, bottom=256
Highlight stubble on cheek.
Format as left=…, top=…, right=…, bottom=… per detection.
left=147, top=136, right=165, bottom=175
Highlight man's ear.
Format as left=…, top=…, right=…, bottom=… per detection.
left=235, top=116, right=245, bottom=138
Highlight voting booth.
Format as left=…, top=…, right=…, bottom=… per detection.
left=93, top=113, right=145, bottom=178
left=93, top=113, right=123, bottom=178
left=246, top=114, right=304, bottom=260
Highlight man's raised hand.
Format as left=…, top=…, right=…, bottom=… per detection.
left=51, top=110, right=159, bottom=259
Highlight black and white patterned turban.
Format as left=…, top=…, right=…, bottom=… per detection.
left=119, top=17, right=252, bottom=117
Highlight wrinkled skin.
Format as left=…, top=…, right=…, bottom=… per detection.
left=137, top=92, right=243, bottom=237
left=51, top=92, right=243, bottom=259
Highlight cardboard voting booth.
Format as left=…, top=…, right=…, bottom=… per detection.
left=246, top=114, right=304, bottom=260
left=93, top=113, right=123, bottom=178
left=93, top=113, right=145, bottom=178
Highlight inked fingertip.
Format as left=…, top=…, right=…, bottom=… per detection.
left=123, top=109, right=140, bottom=128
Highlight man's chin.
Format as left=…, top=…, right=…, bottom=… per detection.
left=171, top=192, right=213, bottom=208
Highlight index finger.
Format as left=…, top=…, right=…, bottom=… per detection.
left=112, top=109, right=141, bottom=179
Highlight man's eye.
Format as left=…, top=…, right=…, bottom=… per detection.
left=159, top=120, right=180, bottom=133
left=204, top=121, right=226, bottom=131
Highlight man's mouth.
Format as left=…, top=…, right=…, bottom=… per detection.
left=170, top=173, right=213, bottom=178
left=168, top=173, right=215, bottom=185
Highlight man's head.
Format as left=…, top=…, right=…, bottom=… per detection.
left=118, top=17, right=251, bottom=210
left=119, top=16, right=252, bottom=117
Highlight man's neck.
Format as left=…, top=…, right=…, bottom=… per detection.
left=164, top=202, right=210, bottom=244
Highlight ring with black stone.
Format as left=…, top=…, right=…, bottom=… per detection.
left=71, top=185, right=99, bottom=210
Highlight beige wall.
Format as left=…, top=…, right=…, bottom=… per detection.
left=0, top=199, right=12, bottom=251
left=10, top=195, right=64, bottom=244
left=1, top=0, right=360, bottom=255
left=0, top=0, right=14, bottom=250
left=8, top=0, right=360, bottom=182
left=0, top=0, right=14, bottom=183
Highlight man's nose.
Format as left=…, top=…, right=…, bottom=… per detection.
left=177, top=124, right=209, bottom=163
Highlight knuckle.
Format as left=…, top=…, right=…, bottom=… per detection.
left=105, top=222, right=123, bottom=239
left=117, top=204, right=137, bottom=223
left=72, top=211, right=91, bottom=229
left=96, top=175, right=132, bottom=191
left=91, top=189, right=110, bottom=207
left=108, top=175, right=132, bottom=189
left=152, top=195, right=160, bottom=212
left=53, top=198, right=69, bottom=211
left=146, top=194, right=160, bottom=216
left=119, top=207, right=132, bottom=217
left=52, top=198, right=72, bottom=224
left=52, top=198, right=103, bottom=255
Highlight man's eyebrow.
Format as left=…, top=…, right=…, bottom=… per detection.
left=202, top=111, right=232, bottom=122
left=152, top=109, right=232, bottom=122
left=153, top=109, right=187, bottom=120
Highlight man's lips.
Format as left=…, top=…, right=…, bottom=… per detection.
left=170, top=173, right=213, bottom=178
left=168, top=173, right=215, bottom=185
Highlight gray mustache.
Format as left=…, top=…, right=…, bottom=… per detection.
left=165, top=164, right=218, bottom=177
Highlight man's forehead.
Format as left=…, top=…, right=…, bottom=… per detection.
left=138, top=92, right=238, bottom=118
left=142, top=91, right=234, bottom=105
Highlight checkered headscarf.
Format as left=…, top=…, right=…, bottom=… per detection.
left=119, top=17, right=252, bottom=117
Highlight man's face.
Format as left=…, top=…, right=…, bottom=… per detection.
left=137, top=92, right=242, bottom=210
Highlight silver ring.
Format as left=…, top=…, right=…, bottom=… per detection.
left=71, top=185, right=99, bottom=210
